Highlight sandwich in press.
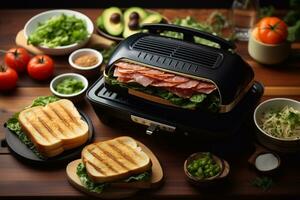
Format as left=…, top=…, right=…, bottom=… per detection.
left=106, top=61, right=220, bottom=111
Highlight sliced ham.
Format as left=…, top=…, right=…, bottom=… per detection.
left=113, top=66, right=122, bottom=77
left=152, top=81, right=178, bottom=87
left=116, top=68, right=135, bottom=74
left=196, top=82, right=216, bottom=89
left=138, top=68, right=164, bottom=75
left=117, top=77, right=134, bottom=83
left=164, top=76, right=189, bottom=83
left=113, top=62, right=217, bottom=98
left=132, top=73, right=154, bottom=87
left=194, top=82, right=216, bottom=94
left=116, top=62, right=149, bottom=71
left=140, top=73, right=174, bottom=81
left=196, top=87, right=216, bottom=94
left=114, top=69, right=133, bottom=79
left=176, top=80, right=199, bottom=89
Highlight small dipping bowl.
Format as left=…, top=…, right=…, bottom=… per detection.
left=50, top=73, right=88, bottom=102
left=255, top=152, right=281, bottom=174
left=69, top=48, right=103, bottom=78
left=184, top=152, right=230, bottom=187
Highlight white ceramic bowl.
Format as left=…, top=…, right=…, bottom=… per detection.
left=24, top=9, right=94, bottom=56
left=50, top=73, right=88, bottom=102
left=68, top=48, right=103, bottom=77
left=254, top=98, right=300, bottom=153
left=248, top=28, right=291, bottom=65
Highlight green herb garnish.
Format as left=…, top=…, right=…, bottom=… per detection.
left=28, top=14, right=89, bottom=48
left=76, top=163, right=151, bottom=193
left=55, top=78, right=84, bottom=95
left=251, top=176, right=274, bottom=191
left=5, top=96, right=60, bottom=159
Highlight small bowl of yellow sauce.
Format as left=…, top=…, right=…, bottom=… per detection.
left=69, top=48, right=103, bottom=77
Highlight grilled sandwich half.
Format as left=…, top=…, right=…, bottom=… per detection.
left=82, top=136, right=152, bottom=183
left=18, top=99, right=89, bottom=157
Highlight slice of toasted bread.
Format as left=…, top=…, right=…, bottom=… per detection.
left=18, top=99, right=89, bottom=157
left=82, top=136, right=152, bottom=183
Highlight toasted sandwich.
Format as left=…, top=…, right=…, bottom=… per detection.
left=18, top=99, right=89, bottom=157
left=75, top=136, right=152, bottom=193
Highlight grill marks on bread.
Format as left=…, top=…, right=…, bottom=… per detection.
left=18, top=99, right=89, bottom=157
left=23, top=103, right=84, bottom=141
left=82, top=137, right=152, bottom=183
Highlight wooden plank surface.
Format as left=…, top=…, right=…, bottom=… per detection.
left=0, top=8, right=300, bottom=200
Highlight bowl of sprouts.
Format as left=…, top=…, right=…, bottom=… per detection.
left=254, top=98, right=300, bottom=153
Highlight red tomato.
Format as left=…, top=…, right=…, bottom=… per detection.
left=252, top=27, right=260, bottom=41
left=27, top=55, right=54, bottom=80
left=0, top=65, right=18, bottom=91
left=257, top=17, right=288, bottom=44
left=5, top=48, right=31, bottom=72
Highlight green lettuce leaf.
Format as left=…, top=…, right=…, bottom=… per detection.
left=190, top=94, right=206, bottom=103
left=124, top=171, right=151, bottom=183
left=77, top=163, right=107, bottom=193
left=30, top=96, right=60, bottom=107
left=76, top=163, right=151, bottom=193
left=107, top=76, right=219, bottom=112
left=5, top=96, right=60, bottom=159
left=28, top=14, right=89, bottom=48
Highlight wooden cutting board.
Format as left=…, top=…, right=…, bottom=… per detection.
left=15, top=29, right=115, bottom=55
left=66, top=141, right=164, bottom=199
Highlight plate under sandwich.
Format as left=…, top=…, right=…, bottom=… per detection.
left=4, top=110, right=94, bottom=165
left=66, top=140, right=164, bottom=199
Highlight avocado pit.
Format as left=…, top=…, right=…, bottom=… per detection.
left=128, top=19, right=140, bottom=30
left=110, top=13, right=121, bottom=24
left=129, top=12, right=140, bottom=21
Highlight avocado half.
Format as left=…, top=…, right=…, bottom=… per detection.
left=101, top=7, right=124, bottom=36
left=123, top=7, right=148, bottom=38
left=141, top=13, right=163, bottom=26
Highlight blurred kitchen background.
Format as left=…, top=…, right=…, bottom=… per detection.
left=1, top=0, right=290, bottom=9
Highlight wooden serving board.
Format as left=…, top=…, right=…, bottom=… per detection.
left=66, top=141, right=164, bottom=199
left=15, top=29, right=115, bottom=55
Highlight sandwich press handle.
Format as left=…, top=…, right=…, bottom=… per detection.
left=141, top=23, right=236, bottom=50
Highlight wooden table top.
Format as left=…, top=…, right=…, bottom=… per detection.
left=0, top=9, right=300, bottom=200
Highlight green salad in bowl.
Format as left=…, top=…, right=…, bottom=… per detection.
left=24, top=9, right=94, bottom=55
left=28, top=14, right=89, bottom=48
left=55, top=78, right=85, bottom=95
left=50, top=73, right=88, bottom=101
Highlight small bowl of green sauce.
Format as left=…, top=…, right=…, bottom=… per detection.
left=184, top=152, right=230, bottom=186
left=50, top=73, right=88, bottom=102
